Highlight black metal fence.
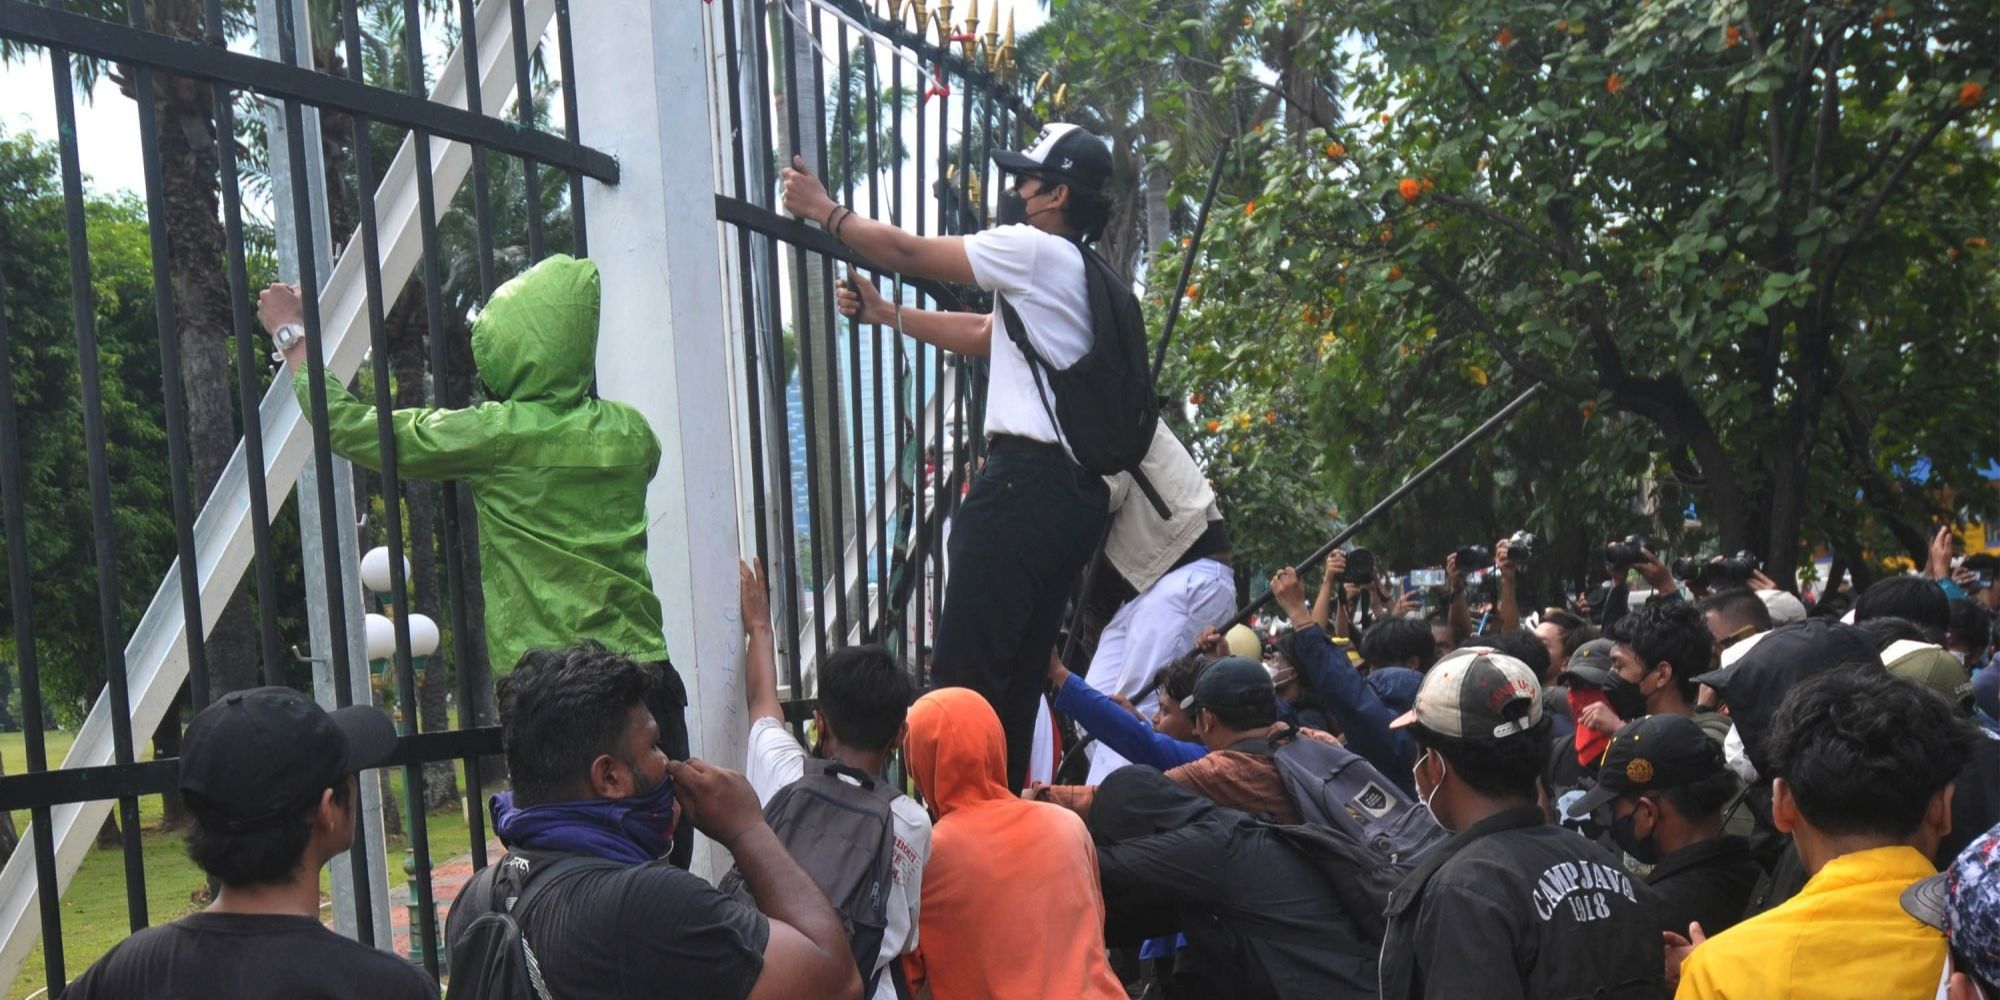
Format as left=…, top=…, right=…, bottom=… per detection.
left=713, top=0, right=1033, bottom=710
left=0, top=0, right=606, bottom=993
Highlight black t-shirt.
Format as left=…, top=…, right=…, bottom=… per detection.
left=65, top=912, right=438, bottom=1000
left=1545, top=733, right=1603, bottom=838
left=1643, top=835, right=1761, bottom=938
left=446, top=856, right=769, bottom=1000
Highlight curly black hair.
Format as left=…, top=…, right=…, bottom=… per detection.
left=1764, top=663, right=1980, bottom=838
left=1609, top=600, right=1711, bottom=702
left=499, top=641, right=657, bottom=806
left=1855, top=576, right=1950, bottom=631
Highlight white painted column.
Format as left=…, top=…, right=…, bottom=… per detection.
left=572, top=0, right=747, bottom=878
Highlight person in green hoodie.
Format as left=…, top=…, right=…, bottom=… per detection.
left=258, top=255, right=689, bottom=865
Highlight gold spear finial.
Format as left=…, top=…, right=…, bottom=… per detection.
left=937, top=0, right=953, bottom=40
left=912, top=0, right=929, bottom=35
left=962, top=0, right=980, bottom=58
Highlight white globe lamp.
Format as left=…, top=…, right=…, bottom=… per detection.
left=364, top=613, right=396, bottom=662
left=358, top=546, right=411, bottom=596
left=406, top=613, right=441, bottom=659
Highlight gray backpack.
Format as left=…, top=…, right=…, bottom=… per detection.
left=1233, top=728, right=1447, bottom=863
left=718, top=760, right=902, bottom=997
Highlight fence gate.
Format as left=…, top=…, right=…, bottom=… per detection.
left=0, top=0, right=608, bottom=992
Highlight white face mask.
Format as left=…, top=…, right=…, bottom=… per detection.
left=1724, top=723, right=1758, bottom=783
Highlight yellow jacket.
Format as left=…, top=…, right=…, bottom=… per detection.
left=1675, top=845, right=1945, bottom=1000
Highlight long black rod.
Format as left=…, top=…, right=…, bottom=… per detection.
left=0, top=219, right=69, bottom=999
left=207, top=0, right=282, bottom=682
left=58, top=35, right=147, bottom=931
left=781, top=0, right=830, bottom=671
left=862, top=40, right=887, bottom=637
left=909, top=47, right=928, bottom=673
left=1151, top=141, right=1232, bottom=374
left=505, top=0, right=545, bottom=260
left=403, top=0, right=488, bottom=872
left=719, top=0, right=772, bottom=581
left=814, top=5, right=851, bottom=648
left=276, top=0, right=376, bottom=943
left=838, top=21, right=867, bottom=644
left=1227, top=382, right=1549, bottom=626
left=340, top=0, right=437, bottom=974
left=554, top=0, right=587, bottom=255
left=0, top=0, right=614, bottom=180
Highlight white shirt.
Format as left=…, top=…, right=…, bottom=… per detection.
left=745, top=717, right=932, bottom=1000
left=962, top=223, right=1093, bottom=453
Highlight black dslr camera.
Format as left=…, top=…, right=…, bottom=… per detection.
left=1453, top=544, right=1493, bottom=569
left=1671, top=553, right=1718, bottom=588
left=1505, top=530, right=1538, bottom=566
left=1713, top=551, right=1762, bottom=587
left=1340, top=547, right=1377, bottom=584
left=1603, top=534, right=1650, bottom=570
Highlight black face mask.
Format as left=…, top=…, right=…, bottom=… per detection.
left=1601, top=667, right=1650, bottom=721
left=995, top=188, right=1031, bottom=227
left=1610, top=804, right=1660, bottom=865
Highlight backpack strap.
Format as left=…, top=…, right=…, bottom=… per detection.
left=499, top=852, right=627, bottom=918
left=997, top=294, right=1067, bottom=455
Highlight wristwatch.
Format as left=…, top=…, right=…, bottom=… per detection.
left=271, top=323, right=305, bottom=364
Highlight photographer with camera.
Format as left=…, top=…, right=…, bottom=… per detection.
left=1271, top=561, right=1420, bottom=792
left=1445, top=534, right=1534, bottom=642
left=1590, top=535, right=1689, bottom=630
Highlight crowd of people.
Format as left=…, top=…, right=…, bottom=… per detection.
left=60, top=121, right=2000, bottom=1000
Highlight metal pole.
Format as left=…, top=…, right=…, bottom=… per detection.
left=1227, top=382, right=1549, bottom=626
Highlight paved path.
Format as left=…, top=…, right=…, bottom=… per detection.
left=352, top=837, right=502, bottom=963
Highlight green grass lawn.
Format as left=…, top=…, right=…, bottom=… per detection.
left=0, top=728, right=487, bottom=1000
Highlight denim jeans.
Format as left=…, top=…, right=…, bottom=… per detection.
left=932, top=437, right=1109, bottom=790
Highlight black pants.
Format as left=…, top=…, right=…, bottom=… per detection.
left=643, top=659, right=695, bottom=870
left=932, top=437, right=1108, bottom=790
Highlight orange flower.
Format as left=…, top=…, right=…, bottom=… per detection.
left=1379, top=226, right=1394, bottom=243
left=1555, top=19, right=1567, bottom=31
left=1421, top=176, right=1435, bottom=191
left=1387, top=265, right=1405, bottom=280
left=1185, top=283, right=1201, bottom=302
left=1324, top=141, right=1347, bottom=160
left=1725, top=25, right=1742, bottom=47
left=1398, top=177, right=1422, bottom=202
left=1495, top=26, right=1514, bottom=47
left=1959, top=82, right=1985, bottom=110
left=1606, top=72, right=1625, bottom=94
left=1380, top=112, right=1391, bottom=124
left=1190, top=392, right=1205, bottom=405
left=1245, top=200, right=1257, bottom=216
left=1265, top=411, right=1277, bottom=424
left=1580, top=401, right=1598, bottom=421
left=1206, top=419, right=1221, bottom=433
left=1969, top=236, right=1990, bottom=249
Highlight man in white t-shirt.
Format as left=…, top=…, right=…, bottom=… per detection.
left=782, top=122, right=1121, bottom=790
left=738, top=561, right=931, bottom=1000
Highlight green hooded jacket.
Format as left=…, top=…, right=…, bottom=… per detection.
left=294, top=254, right=667, bottom=672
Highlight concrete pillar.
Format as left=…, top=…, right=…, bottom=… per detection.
left=572, top=0, right=747, bottom=878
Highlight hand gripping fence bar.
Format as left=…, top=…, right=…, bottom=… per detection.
left=1226, top=381, right=1550, bottom=628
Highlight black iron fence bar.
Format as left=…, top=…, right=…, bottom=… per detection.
left=838, top=20, right=867, bottom=642
left=126, top=0, right=211, bottom=721
left=505, top=0, right=545, bottom=261
left=277, top=0, right=377, bottom=944
left=49, top=40, right=148, bottom=934
left=401, top=0, right=490, bottom=874
left=455, top=0, right=501, bottom=299
left=713, top=199, right=967, bottom=309
left=862, top=41, right=888, bottom=639
left=554, top=0, right=587, bottom=257
left=808, top=3, right=853, bottom=649
left=929, top=41, right=949, bottom=640
left=780, top=0, right=831, bottom=673
left=338, top=0, right=439, bottom=974
left=745, top=0, right=805, bottom=705
left=909, top=40, right=929, bottom=668
left=0, top=728, right=505, bottom=814
left=717, top=0, right=773, bottom=600
left=0, top=0, right=616, bottom=183
left=0, top=249, right=71, bottom=999
left=206, top=0, right=284, bottom=684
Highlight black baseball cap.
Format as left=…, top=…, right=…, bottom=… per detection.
left=179, top=687, right=398, bottom=833
left=1693, top=618, right=1878, bottom=774
left=1392, top=647, right=1543, bottom=741
left=1567, top=713, right=1725, bottom=817
left=1556, top=638, right=1619, bottom=688
left=992, top=123, right=1113, bottom=193
left=1181, top=657, right=1274, bottom=713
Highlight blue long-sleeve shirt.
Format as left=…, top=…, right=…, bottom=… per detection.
left=1053, top=674, right=1206, bottom=771
left=1286, top=623, right=1417, bottom=794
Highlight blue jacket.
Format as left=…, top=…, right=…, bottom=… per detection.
left=1286, top=624, right=1417, bottom=794
left=1054, top=674, right=1206, bottom=771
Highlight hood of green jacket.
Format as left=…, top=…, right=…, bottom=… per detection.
left=471, top=254, right=600, bottom=405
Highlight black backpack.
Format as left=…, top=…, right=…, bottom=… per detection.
left=1263, top=820, right=1408, bottom=946
left=1232, top=729, right=1447, bottom=864
left=446, top=851, right=625, bottom=1000
left=718, top=760, right=903, bottom=997
left=998, top=240, right=1162, bottom=505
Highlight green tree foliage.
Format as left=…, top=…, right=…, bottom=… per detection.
left=1039, top=0, right=1999, bottom=588
left=0, top=129, right=176, bottom=724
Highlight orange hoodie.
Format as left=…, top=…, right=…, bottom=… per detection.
left=902, top=688, right=1126, bottom=1000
